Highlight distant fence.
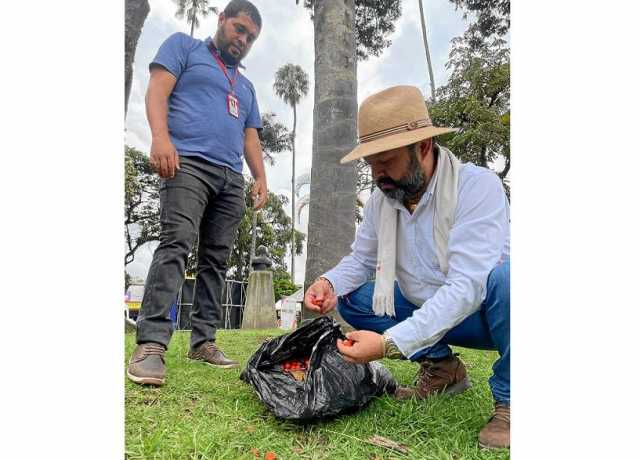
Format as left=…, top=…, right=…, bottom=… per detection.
left=176, top=278, right=247, bottom=330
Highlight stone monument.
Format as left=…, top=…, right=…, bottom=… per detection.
left=241, top=246, right=278, bottom=329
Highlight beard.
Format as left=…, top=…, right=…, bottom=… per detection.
left=376, top=152, right=427, bottom=203
left=216, top=32, right=246, bottom=66
left=219, top=45, right=241, bottom=65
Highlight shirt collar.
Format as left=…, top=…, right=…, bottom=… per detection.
left=206, top=37, right=246, bottom=70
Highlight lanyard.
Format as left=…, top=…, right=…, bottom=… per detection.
left=208, top=42, right=239, bottom=94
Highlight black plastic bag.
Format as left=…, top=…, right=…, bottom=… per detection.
left=240, top=316, right=397, bottom=421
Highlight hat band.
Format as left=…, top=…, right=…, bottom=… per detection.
left=359, top=118, right=433, bottom=143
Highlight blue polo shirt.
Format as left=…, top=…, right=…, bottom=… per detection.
left=150, top=32, right=262, bottom=173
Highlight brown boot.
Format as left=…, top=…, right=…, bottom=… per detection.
left=394, top=354, right=471, bottom=400
left=478, top=403, right=510, bottom=449
left=127, top=342, right=166, bottom=386
left=187, top=341, right=239, bottom=369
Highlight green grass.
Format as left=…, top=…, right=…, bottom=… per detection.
left=125, top=329, right=508, bottom=460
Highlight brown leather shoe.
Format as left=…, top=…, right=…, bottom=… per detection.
left=394, top=354, right=471, bottom=400
left=478, top=403, right=510, bottom=449
left=127, top=342, right=166, bottom=386
left=187, top=341, right=239, bottom=369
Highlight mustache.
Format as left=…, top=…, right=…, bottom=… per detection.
left=376, top=176, right=397, bottom=187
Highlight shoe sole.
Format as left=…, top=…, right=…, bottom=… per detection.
left=443, top=376, right=472, bottom=395
left=126, top=370, right=165, bottom=386
left=187, top=357, right=240, bottom=369
left=478, top=441, right=510, bottom=450
left=394, top=377, right=472, bottom=400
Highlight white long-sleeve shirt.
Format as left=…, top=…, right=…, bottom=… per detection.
left=323, top=162, right=510, bottom=359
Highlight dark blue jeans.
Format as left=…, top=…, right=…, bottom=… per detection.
left=337, top=259, right=510, bottom=404
left=136, top=156, right=245, bottom=351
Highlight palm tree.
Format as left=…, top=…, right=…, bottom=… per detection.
left=418, top=0, right=437, bottom=102
left=273, top=64, right=310, bottom=283
left=125, top=0, right=150, bottom=117
left=304, top=0, right=358, bottom=322
left=173, top=0, right=219, bottom=37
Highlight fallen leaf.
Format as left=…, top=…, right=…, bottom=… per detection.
left=250, top=447, right=260, bottom=458
left=246, top=424, right=256, bottom=433
left=367, top=435, right=409, bottom=454
left=264, top=452, right=277, bottom=460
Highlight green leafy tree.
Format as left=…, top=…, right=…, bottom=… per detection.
left=449, top=0, right=510, bottom=50
left=259, top=112, right=292, bottom=166
left=273, top=63, right=310, bottom=282
left=124, top=146, right=160, bottom=266
left=430, top=36, right=510, bottom=194
left=173, top=0, right=219, bottom=37
left=125, top=271, right=132, bottom=291
left=297, top=0, right=401, bottom=60
left=217, top=182, right=305, bottom=282
left=273, top=274, right=299, bottom=302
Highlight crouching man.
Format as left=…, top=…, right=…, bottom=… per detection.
left=304, top=86, right=510, bottom=449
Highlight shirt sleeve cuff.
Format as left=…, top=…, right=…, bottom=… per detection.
left=320, top=271, right=342, bottom=296
left=385, top=320, right=427, bottom=360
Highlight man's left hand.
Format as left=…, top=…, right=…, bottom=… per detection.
left=252, top=177, right=267, bottom=210
left=336, top=330, right=384, bottom=364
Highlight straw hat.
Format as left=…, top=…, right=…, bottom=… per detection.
left=340, top=85, right=456, bottom=164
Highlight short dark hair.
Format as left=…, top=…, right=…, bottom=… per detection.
left=224, top=0, right=262, bottom=29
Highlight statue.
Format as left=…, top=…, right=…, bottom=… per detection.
left=251, top=245, right=273, bottom=271
left=243, top=245, right=277, bottom=329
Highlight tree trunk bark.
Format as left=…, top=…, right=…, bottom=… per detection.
left=125, top=0, right=150, bottom=118
left=304, top=0, right=358, bottom=324
left=291, top=103, right=297, bottom=283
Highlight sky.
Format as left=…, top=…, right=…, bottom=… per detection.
left=125, top=0, right=473, bottom=284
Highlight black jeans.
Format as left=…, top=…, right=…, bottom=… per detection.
left=136, top=156, right=245, bottom=350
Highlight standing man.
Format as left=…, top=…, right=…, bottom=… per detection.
left=304, top=86, right=511, bottom=449
left=127, top=0, right=265, bottom=386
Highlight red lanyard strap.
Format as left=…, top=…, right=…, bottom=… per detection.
left=208, top=42, right=239, bottom=93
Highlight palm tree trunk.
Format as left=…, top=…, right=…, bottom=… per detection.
left=250, top=208, right=257, bottom=268
left=125, top=0, right=150, bottom=118
left=304, top=0, right=358, bottom=322
left=418, top=0, right=437, bottom=102
left=291, top=103, right=297, bottom=283
left=190, top=16, right=196, bottom=37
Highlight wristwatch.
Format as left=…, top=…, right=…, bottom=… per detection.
left=382, top=332, right=404, bottom=360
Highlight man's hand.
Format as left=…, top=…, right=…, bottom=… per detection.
left=243, top=128, right=268, bottom=209
left=336, top=330, right=384, bottom=364
left=150, top=136, right=180, bottom=178
left=303, top=278, right=337, bottom=314
left=146, top=68, right=178, bottom=178
left=251, top=176, right=267, bottom=209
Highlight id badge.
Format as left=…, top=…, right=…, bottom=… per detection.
left=227, top=93, right=239, bottom=118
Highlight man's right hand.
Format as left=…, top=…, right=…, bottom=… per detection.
left=304, top=278, right=337, bottom=315
left=150, top=136, right=180, bottom=178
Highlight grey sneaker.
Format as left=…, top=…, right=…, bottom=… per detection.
left=187, top=341, right=239, bottom=368
left=127, top=342, right=166, bottom=386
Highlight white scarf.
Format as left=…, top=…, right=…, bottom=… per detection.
left=372, top=146, right=461, bottom=317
